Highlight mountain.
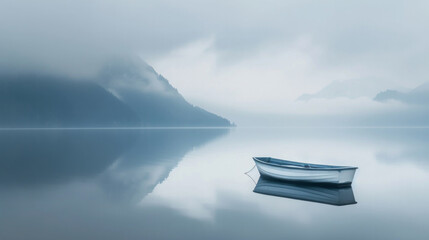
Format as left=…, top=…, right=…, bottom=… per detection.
left=97, top=57, right=232, bottom=126
left=0, top=75, right=140, bottom=127
left=374, top=82, right=429, bottom=105
left=373, top=90, right=405, bottom=102
left=0, top=57, right=232, bottom=127
left=297, top=80, right=382, bottom=101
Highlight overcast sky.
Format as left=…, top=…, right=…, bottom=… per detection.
left=1, top=0, right=428, bottom=120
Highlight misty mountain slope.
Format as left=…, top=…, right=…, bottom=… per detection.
left=373, top=90, right=405, bottom=102
left=297, top=80, right=382, bottom=101
left=0, top=75, right=140, bottom=127
left=98, top=57, right=232, bottom=126
left=374, top=82, right=429, bottom=105
left=0, top=57, right=232, bottom=127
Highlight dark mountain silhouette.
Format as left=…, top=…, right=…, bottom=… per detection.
left=0, top=75, right=140, bottom=127
left=0, top=57, right=232, bottom=127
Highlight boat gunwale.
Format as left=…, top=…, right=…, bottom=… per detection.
left=253, top=157, right=358, bottom=171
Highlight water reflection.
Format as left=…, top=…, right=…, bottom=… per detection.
left=0, top=129, right=228, bottom=190
left=97, top=128, right=230, bottom=202
left=1, top=128, right=429, bottom=240
left=253, top=177, right=357, bottom=206
left=369, top=128, right=429, bottom=168
left=0, top=130, right=137, bottom=186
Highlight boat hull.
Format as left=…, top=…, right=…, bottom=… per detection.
left=254, top=158, right=356, bottom=185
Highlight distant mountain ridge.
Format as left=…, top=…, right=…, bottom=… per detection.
left=0, top=57, right=232, bottom=127
left=374, top=82, right=429, bottom=105
left=297, top=80, right=382, bottom=101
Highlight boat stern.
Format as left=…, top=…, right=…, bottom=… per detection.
left=338, top=168, right=357, bottom=185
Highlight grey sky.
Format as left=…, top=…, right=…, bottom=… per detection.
left=1, top=0, right=428, bottom=120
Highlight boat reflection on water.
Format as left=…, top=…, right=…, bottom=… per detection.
left=253, top=177, right=357, bottom=206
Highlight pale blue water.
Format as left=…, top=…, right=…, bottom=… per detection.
left=0, top=127, right=428, bottom=240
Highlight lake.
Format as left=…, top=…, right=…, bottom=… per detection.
left=0, top=127, right=428, bottom=240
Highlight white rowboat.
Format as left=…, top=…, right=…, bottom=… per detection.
left=253, top=157, right=357, bottom=186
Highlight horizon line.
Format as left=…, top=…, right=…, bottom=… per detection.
left=1, top=126, right=429, bottom=130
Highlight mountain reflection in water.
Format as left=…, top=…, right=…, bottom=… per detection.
left=0, top=128, right=229, bottom=193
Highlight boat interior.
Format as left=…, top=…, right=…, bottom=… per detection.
left=254, top=157, right=349, bottom=169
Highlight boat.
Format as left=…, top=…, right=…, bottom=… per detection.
left=253, top=157, right=357, bottom=186
left=253, top=177, right=357, bottom=206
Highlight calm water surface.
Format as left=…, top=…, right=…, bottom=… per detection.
left=0, top=128, right=428, bottom=240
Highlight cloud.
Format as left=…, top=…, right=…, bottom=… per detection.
left=150, top=37, right=363, bottom=113
left=1, top=1, right=428, bottom=76
left=0, top=0, right=207, bottom=77
left=1, top=0, right=429, bottom=119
